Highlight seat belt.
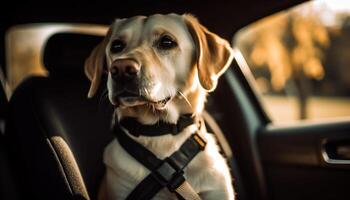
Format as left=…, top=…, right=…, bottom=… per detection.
left=174, top=180, right=201, bottom=200
left=114, top=121, right=206, bottom=200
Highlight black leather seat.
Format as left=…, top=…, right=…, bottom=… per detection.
left=6, top=33, right=113, bottom=200
left=0, top=76, right=20, bottom=200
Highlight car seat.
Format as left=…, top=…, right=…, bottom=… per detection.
left=6, top=32, right=113, bottom=200
left=0, top=71, right=21, bottom=200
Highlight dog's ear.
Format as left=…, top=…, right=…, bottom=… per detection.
left=183, top=14, right=234, bottom=91
left=84, top=28, right=112, bottom=98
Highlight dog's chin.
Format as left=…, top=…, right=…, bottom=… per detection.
left=118, top=97, right=148, bottom=108
left=114, top=96, right=172, bottom=110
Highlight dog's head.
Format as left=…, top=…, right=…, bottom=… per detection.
left=85, top=14, right=233, bottom=122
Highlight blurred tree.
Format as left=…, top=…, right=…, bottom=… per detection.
left=239, top=3, right=330, bottom=119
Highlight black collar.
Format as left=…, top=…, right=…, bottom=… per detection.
left=116, top=114, right=196, bottom=137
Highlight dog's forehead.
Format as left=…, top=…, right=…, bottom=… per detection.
left=144, top=14, right=184, bottom=29
left=111, top=14, right=189, bottom=39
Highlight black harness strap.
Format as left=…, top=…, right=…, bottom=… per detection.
left=114, top=117, right=206, bottom=200
left=126, top=174, right=163, bottom=200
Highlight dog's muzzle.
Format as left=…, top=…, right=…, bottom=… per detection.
left=109, top=59, right=174, bottom=109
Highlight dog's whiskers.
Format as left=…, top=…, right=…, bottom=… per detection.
left=152, top=104, right=156, bottom=113
left=144, top=88, right=150, bottom=97
left=177, top=91, right=192, bottom=108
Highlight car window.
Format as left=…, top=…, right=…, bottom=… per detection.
left=234, top=0, right=350, bottom=124
left=5, top=24, right=107, bottom=93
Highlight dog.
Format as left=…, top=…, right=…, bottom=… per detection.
left=85, top=13, right=235, bottom=200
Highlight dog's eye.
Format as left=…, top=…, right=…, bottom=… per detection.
left=158, top=35, right=177, bottom=50
left=110, top=40, right=125, bottom=53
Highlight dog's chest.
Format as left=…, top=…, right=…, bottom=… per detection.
left=103, top=125, right=198, bottom=180
left=102, top=127, right=231, bottom=199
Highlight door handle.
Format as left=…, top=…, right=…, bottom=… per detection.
left=322, top=140, right=350, bottom=164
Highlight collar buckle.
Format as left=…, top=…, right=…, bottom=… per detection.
left=192, top=132, right=206, bottom=151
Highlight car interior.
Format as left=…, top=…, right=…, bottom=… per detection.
left=1, top=0, right=350, bottom=200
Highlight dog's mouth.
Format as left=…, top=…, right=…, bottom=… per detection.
left=114, top=91, right=172, bottom=110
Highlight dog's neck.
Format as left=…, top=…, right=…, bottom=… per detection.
left=115, top=86, right=207, bottom=125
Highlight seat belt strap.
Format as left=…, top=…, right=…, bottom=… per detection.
left=175, top=180, right=201, bottom=200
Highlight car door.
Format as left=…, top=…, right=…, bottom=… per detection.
left=228, top=1, right=350, bottom=200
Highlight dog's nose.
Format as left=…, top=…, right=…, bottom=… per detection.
left=110, top=59, right=140, bottom=79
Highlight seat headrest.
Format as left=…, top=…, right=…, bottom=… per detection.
left=43, top=33, right=104, bottom=76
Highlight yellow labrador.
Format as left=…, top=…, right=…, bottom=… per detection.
left=85, top=13, right=234, bottom=200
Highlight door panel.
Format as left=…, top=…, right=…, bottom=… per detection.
left=259, top=120, right=350, bottom=200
